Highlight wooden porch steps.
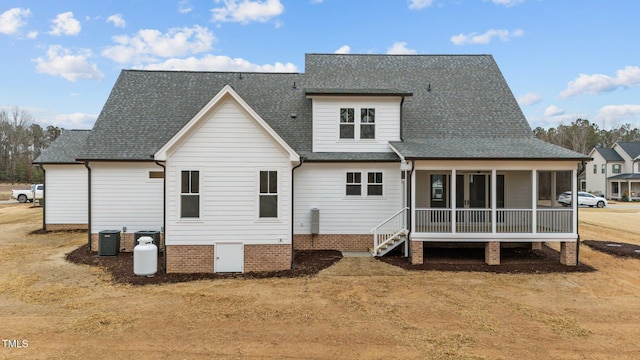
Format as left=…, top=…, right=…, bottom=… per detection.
left=370, top=231, right=407, bottom=257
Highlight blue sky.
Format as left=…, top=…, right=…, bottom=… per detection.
left=1, top=0, right=639, bottom=131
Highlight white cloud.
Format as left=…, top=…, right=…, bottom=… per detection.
left=310, top=0, right=323, bottom=3
left=0, top=8, right=31, bottom=34
left=335, top=45, right=350, bottom=54
left=559, top=66, right=640, bottom=98
left=52, top=112, right=97, bottom=129
left=387, top=42, right=417, bottom=55
left=49, top=12, right=81, bottom=36
left=487, top=0, right=525, bottom=7
left=139, top=54, right=298, bottom=72
left=106, top=14, right=126, bottom=28
left=518, top=92, right=541, bottom=106
left=597, top=104, right=640, bottom=123
left=451, top=28, right=523, bottom=45
left=102, top=25, right=215, bottom=64
left=408, top=0, right=434, bottom=10
left=544, top=105, right=565, bottom=117
left=178, top=0, right=193, bottom=13
left=27, top=30, right=38, bottom=39
left=33, top=45, right=104, bottom=82
left=211, top=0, right=284, bottom=24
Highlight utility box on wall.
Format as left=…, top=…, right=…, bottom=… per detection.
left=311, top=208, right=320, bottom=235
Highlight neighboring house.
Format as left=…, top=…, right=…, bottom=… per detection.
left=41, top=54, right=590, bottom=272
left=586, top=142, right=640, bottom=200
left=32, top=130, right=90, bottom=231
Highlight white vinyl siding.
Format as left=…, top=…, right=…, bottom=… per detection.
left=165, top=99, right=292, bottom=246
left=312, top=96, right=401, bottom=152
left=294, top=163, right=402, bottom=234
left=585, top=151, right=608, bottom=197
left=90, top=162, right=164, bottom=234
left=43, top=164, right=88, bottom=225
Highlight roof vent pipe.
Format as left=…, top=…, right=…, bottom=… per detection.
left=292, top=81, right=297, bottom=89
left=239, top=73, right=243, bottom=79
left=427, top=83, right=431, bottom=92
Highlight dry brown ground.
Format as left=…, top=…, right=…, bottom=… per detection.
left=1, top=203, right=640, bottom=359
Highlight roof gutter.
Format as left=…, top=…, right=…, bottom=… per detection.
left=399, top=96, right=405, bottom=141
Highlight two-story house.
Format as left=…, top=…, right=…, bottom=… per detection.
left=586, top=142, right=640, bottom=200
left=35, top=53, right=589, bottom=273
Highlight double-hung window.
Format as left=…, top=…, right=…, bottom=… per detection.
left=181, top=170, right=199, bottom=218
left=339, top=108, right=355, bottom=139
left=367, top=172, right=383, bottom=196
left=593, top=165, right=597, bottom=174
left=613, top=164, right=621, bottom=174
left=602, top=164, right=606, bottom=174
left=346, top=172, right=361, bottom=196
left=360, top=108, right=375, bottom=139
left=259, top=171, right=278, bottom=218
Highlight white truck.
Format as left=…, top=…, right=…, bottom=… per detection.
left=11, top=184, right=44, bottom=203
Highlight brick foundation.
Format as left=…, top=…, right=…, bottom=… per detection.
left=411, top=241, right=423, bottom=265
left=485, top=241, right=500, bottom=265
left=244, top=244, right=291, bottom=272
left=46, top=223, right=88, bottom=231
left=560, top=241, right=577, bottom=266
left=293, top=234, right=372, bottom=252
left=166, top=245, right=215, bottom=273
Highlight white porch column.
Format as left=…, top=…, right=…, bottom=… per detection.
left=411, top=167, right=416, bottom=235
left=572, top=168, right=577, bottom=234
left=628, top=181, right=632, bottom=200
left=491, top=169, right=497, bottom=234
left=451, top=169, right=456, bottom=234
left=532, top=170, right=537, bottom=234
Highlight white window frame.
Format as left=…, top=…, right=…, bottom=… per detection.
left=360, top=108, right=376, bottom=139
left=180, top=170, right=200, bottom=219
left=338, top=106, right=376, bottom=141
left=258, top=170, right=279, bottom=220
left=367, top=172, right=383, bottom=196
left=339, top=108, right=355, bottom=139
left=593, top=164, right=597, bottom=174
left=346, top=172, right=362, bottom=196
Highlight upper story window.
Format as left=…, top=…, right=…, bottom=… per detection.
left=360, top=108, right=375, bottom=139
left=339, top=108, right=355, bottom=139
left=181, top=170, right=199, bottom=218
left=339, top=107, right=375, bottom=140
left=613, top=164, right=621, bottom=174
left=593, top=164, right=597, bottom=174
left=601, top=164, right=606, bottom=174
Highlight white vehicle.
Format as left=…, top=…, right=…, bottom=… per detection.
left=558, top=191, right=607, bottom=208
left=11, top=184, right=44, bottom=203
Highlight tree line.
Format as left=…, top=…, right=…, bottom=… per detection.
left=0, top=108, right=61, bottom=184
left=533, top=118, right=640, bottom=155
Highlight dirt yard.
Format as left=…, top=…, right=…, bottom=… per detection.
left=1, top=204, right=639, bottom=359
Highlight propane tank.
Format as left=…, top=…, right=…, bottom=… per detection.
left=133, top=236, right=157, bottom=276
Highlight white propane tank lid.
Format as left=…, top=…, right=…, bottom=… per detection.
left=138, top=236, right=153, bottom=245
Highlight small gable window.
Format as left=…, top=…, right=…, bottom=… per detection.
left=360, top=108, right=375, bottom=139
left=613, top=164, right=621, bottom=174
left=601, top=164, right=606, bottom=174
left=339, top=108, right=355, bottom=139
left=180, top=170, right=199, bottom=218
left=593, top=165, right=597, bottom=174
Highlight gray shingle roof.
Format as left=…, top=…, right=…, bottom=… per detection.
left=389, top=138, right=590, bottom=160
left=616, top=142, right=640, bottom=159
left=78, top=53, right=585, bottom=162
left=595, top=147, right=624, bottom=162
left=33, top=130, right=90, bottom=164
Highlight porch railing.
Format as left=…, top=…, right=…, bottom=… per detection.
left=415, top=208, right=572, bottom=234
left=371, top=207, right=408, bottom=253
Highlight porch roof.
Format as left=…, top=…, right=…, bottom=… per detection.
left=389, top=137, right=591, bottom=161
left=608, top=173, right=640, bottom=180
